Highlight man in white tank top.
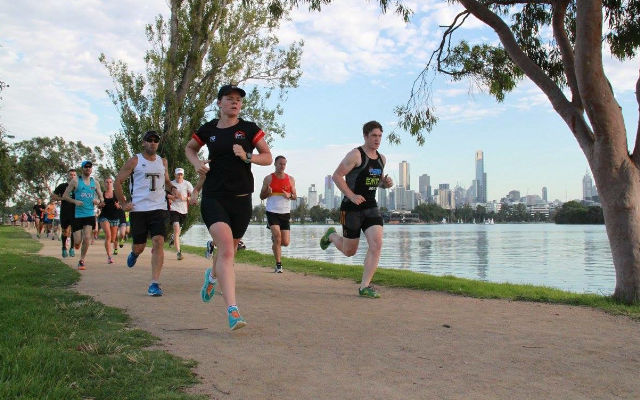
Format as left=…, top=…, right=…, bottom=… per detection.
left=115, top=130, right=178, bottom=297
left=259, top=155, right=297, bottom=273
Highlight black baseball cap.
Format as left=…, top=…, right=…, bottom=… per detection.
left=143, top=130, right=161, bottom=141
left=217, top=84, right=246, bottom=100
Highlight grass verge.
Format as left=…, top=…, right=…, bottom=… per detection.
left=179, top=243, right=640, bottom=320
left=0, top=226, right=204, bottom=400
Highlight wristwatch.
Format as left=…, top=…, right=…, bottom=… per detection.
left=244, top=152, right=252, bottom=164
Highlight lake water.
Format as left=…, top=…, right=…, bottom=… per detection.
left=182, top=223, right=615, bottom=295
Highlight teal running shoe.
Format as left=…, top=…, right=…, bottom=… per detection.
left=69, top=248, right=75, bottom=257
left=228, top=306, right=246, bottom=331
left=201, top=268, right=216, bottom=303
left=62, top=249, right=68, bottom=258
left=148, top=282, right=163, bottom=296
left=320, top=227, right=336, bottom=250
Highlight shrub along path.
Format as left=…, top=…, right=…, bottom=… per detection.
left=40, top=233, right=640, bottom=399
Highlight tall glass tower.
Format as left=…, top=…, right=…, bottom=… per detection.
left=473, top=151, right=487, bottom=203
left=399, top=161, right=410, bottom=190
left=324, top=175, right=335, bottom=209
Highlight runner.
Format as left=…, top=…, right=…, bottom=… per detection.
left=259, top=155, right=297, bottom=273
left=185, top=83, right=272, bottom=330
left=62, top=160, right=104, bottom=270
left=53, top=169, right=78, bottom=258
left=115, top=130, right=177, bottom=297
left=167, top=167, right=193, bottom=261
left=98, top=177, right=121, bottom=264
left=319, top=121, right=393, bottom=298
left=43, top=200, right=56, bottom=238
left=32, top=199, right=45, bottom=238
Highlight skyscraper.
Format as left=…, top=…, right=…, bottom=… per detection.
left=324, top=175, right=335, bottom=209
left=542, top=186, right=548, bottom=202
left=473, top=150, right=487, bottom=203
left=399, top=160, right=410, bottom=190
left=418, top=174, right=431, bottom=203
left=308, top=184, right=318, bottom=207
left=583, top=170, right=595, bottom=200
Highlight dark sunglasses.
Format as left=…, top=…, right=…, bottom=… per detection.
left=83, top=165, right=93, bottom=168
left=146, top=138, right=160, bottom=143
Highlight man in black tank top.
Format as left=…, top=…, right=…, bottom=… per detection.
left=319, top=121, right=393, bottom=298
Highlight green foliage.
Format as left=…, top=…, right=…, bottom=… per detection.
left=0, top=130, right=16, bottom=213
left=308, top=204, right=330, bottom=222
left=101, top=0, right=303, bottom=234
left=11, top=136, right=105, bottom=201
left=604, top=0, right=640, bottom=59
left=253, top=203, right=266, bottom=222
left=0, top=227, right=203, bottom=399
left=554, top=200, right=605, bottom=224
left=396, top=1, right=640, bottom=138
left=413, top=203, right=448, bottom=222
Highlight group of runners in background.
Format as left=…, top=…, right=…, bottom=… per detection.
left=23, top=83, right=393, bottom=331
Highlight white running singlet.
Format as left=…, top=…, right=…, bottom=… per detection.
left=130, top=153, right=167, bottom=212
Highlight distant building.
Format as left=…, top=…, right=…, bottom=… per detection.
left=377, top=187, right=388, bottom=209
left=583, top=170, right=597, bottom=201
left=393, top=186, right=415, bottom=211
left=473, top=150, right=487, bottom=203
left=324, top=175, right=335, bottom=209
left=418, top=173, right=431, bottom=203
left=542, top=186, right=548, bottom=202
left=399, top=161, right=410, bottom=190
left=308, top=184, right=318, bottom=207
left=436, top=184, right=455, bottom=209
left=507, top=190, right=521, bottom=203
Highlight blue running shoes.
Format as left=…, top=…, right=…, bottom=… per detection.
left=69, top=248, right=75, bottom=257
left=127, top=251, right=139, bottom=268
left=62, top=249, right=68, bottom=258
left=148, top=282, right=163, bottom=296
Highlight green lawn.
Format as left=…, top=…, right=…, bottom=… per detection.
left=180, top=243, right=640, bottom=319
left=0, top=226, right=204, bottom=400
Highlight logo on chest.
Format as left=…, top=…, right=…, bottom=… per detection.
left=209, top=136, right=217, bottom=142
left=234, top=130, right=247, bottom=140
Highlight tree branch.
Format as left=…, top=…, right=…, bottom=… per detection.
left=552, top=0, right=582, bottom=110
left=459, top=0, right=594, bottom=153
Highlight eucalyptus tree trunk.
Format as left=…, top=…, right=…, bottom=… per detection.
left=460, top=0, right=640, bottom=303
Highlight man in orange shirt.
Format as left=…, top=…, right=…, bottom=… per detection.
left=259, top=155, right=297, bottom=273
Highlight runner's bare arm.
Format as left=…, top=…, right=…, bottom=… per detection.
left=62, top=178, right=82, bottom=206
left=114, top=156, right=138, bottom=210
left=259, top=175, right=273, bottom=200
left=288, top=176, right=297, bottom=200
left=332, top=149, right=364, bottom=205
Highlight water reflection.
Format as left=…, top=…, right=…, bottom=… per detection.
left=181, top=223, right=615, bottom=295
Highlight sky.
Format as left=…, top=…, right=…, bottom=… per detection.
left=2, top=0, right=639, bottom=205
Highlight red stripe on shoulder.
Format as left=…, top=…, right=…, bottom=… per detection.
left=252, top=130, right=265, bottom=145
left=191, top=133, right=204, bottom=146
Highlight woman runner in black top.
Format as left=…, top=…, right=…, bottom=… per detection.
left=98, top=177, right=121, bottom=264
left=185, top=84, right=272, bottom=331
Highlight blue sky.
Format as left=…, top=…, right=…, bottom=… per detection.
left=2, top=0, right=638, bottom=204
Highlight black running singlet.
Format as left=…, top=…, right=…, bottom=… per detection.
left=340, top=147, right=384, bottom=211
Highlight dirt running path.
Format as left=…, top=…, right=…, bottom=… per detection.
left=38, top=234, right=640, bottom=399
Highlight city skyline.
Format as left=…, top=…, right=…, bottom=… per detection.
left=286, top=149, right=576, bottom=209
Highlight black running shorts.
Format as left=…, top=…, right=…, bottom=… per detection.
left=201, top=195, right=251, bottom=239
left=129, top=209, right=169, bottom=244
left=72, top=216, right=95, bottom=232
left=169, top=210, right=187, bottom=226
left=340, top=207, right=383, bottom=239
left=60, top=212, right=74, bottom=230
left=266, top=211, right=291, bottom=230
